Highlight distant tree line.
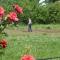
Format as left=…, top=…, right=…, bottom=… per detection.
left=0, top=0, right=60, bottom=24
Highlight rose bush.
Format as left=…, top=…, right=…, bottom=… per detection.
left=0, top=39, right=7, bottom=48
left=0, top=4, right=23, bottom=55
left=0, top=4, right=23, bottom=33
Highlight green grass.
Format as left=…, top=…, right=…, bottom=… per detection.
left=0, top=24, right=60, bottom=60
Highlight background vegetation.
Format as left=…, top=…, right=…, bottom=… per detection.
left=0, top=0, right=60, bottom=24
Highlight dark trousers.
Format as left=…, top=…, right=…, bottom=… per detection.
left=28, top=24, right=32, bottom=32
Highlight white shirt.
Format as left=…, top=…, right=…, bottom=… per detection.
left=28, top=18, right=32, bottom=24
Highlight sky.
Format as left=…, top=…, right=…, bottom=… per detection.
left=39, top=0, right=46, bottom=6
left=39, top=0, right=45, bottom=3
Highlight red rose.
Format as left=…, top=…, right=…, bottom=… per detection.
left=21, top=55, right=35, bottom=60
left=0, top=39, right=7, bottom=48
left=8, top=12, right=19, bottom=22
left=13, top=4, right=23, bottom=14
left=0, top=6, right=5, bottom=17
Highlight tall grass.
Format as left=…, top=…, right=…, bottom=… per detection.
left=0, top=24, right=60, bottom=60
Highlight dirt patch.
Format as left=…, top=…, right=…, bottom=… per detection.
left=33, top=29, right=60, bottom=33
left=4, top=28, right=60, bottom=35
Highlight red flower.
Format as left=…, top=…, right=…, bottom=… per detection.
left=0, top=39, right=7, bottom=48
left=8, top=12, right=19, bottom=22
left=13, top=4, right=23, bottom=14
left=21, top=55, right=35, bottom=60
left=0, top=6, right=5, bottom=17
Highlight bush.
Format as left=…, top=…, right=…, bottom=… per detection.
left=0, top=0, right=60, bottom=24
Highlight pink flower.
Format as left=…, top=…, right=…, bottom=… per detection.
left=0, top=6, right=5, bottom=17
left=8, top=12, right=19, bottom=22
left=21, top=55, right=35, bottom=60
left=0, top=39, right=7, bottom=48
left=13, top=4, right=23, bottom=14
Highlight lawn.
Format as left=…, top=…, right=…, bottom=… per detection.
left=0, top=24, right=60, bottom=60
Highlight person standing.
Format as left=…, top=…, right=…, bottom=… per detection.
left=28, top=18, right=32, bottom=32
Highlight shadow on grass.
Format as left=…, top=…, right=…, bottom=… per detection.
left=37, top=56, right=60, bottom=60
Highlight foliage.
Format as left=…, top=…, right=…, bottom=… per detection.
left=0, top=2, right=23, bottom=56
left=0, top=4, right=23, bottom=33
left=0, top=0, right=60, bottom=24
